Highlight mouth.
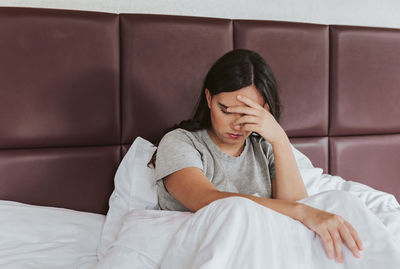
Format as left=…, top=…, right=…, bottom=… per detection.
left=227, top=133, right=242, bottom=139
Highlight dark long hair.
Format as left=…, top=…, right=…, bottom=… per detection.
left=147, top=49, right=281, bottom=168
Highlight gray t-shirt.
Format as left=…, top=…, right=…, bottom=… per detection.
left=154, top=128, right=276, bottom=211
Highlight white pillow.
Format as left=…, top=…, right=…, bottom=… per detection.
left=0, top=200, right=105, bottom=268
left=97, top=136, right=158, bottom=259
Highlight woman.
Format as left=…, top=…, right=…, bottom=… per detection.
left=148, top=49, right=363, bottom=263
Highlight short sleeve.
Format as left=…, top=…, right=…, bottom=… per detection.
left=154, top=129, right=203, bottom=183
left=266, top=143, right=276, bottom=180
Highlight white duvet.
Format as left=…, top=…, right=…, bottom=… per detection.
left=96, top=190, right=400, bottom=269
left=95, top=144, right=400, bottom=269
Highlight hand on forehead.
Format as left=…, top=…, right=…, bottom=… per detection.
left=226, top=94, right=270, bottom=113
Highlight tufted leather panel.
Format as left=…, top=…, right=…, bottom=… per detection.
left=235, top=20, right=329, bottom=137
left=120, top=14, right=233, bottom=144
left=290, top=137, right=329, bottom=173
left=330, top=25, right=400, bottom=136
left=330, top=135, right=400, bottom=197
left=0, top=7, right=399, bottom=213
left=0, top=7, right=120, bottom=149
left=0, top=146, right=119, bottom=214
left=0, top=7, right=120, bottom=214
left=121, top=144, right=130, bottom=160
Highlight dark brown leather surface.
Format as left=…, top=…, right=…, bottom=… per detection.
left=235, top=20, right=329, bottom=137
left=330, top=25, right=400, bottom=136
left=0, top=7, right=120, bottom=214
left=120, top=14, right=233, bottom=144
left=330, top=135, right=400, bottom=196
left=290, top=137, right=329, bottom=174
left=0, top=7, right=120, bottom=149
left=0, top=7, right=399, bottom=214
left=0, top=146, right=119, bottom=214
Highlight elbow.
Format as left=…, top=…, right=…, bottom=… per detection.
left=294, top=191, right=309, bottom=202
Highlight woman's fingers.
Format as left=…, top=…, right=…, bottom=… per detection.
left=325, top=219, right=363, bottom=263
left=226, top=105, right=259, bottom=116
left=315, top=215, right=363, bottom=262
left=343, top=220, right=364, bottom=251
left=303, top=206, right=364, bottom=263
left=329, top=229, right=344, bottom=263
left=338, top=224, right=360, bottom=259
left=233, top=119, right=257, bottom=131
left=320, top=231, right=335, bottom=260
left=235, top=95, right=264, bottom=109
left=227, top=95, right=271, bottom=116
left=233, top=115, right=258, bottom=126
left=344, top=220, right=363, bottom=251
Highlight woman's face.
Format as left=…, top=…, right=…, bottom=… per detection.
left=205, top=85, right=266, bottom=151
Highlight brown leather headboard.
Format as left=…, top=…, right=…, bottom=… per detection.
left=1, top=7, right=399, bottom=215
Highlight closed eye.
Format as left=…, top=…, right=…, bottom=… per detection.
left=220, top=108, right=233, bottom=114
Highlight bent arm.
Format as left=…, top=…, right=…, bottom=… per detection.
left=271, top=136, right=308, bottom=202
left=163, top=167, right=304, bottom=221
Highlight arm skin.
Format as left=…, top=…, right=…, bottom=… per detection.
left=163, top=167, right=303, bottom=221
left=226, top=94, right=307, bottom=202
left=270, top=135, right=308, bottom=202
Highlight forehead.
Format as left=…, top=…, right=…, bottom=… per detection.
left=215, top=85, right=265, bottom=106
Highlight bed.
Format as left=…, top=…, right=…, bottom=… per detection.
left=0, top=6, right=399, bottom=269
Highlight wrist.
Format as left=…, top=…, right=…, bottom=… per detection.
left=270, top=134, right=290, bottom=147
left=293, top=202, right=307, bottom=222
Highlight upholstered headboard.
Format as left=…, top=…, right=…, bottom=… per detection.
left=1, top=7, right=399, bottom=215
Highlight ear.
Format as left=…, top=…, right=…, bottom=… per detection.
left=205, top=88, right=211, bottom=109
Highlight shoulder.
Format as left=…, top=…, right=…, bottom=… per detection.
left=162, top=128, right=195, bottom=139
left=158, top=128, right=206, bottom=153
left=154, top=129, right=205, bottom=182
left=159, top=128, right=200, bottom=145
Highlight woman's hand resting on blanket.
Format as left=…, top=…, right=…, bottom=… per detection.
left=298, top=204, right=364, bottom=263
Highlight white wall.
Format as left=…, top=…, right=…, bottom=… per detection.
left=2, top=0, right=400, bottom=29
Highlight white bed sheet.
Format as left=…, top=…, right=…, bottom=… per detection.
left=0, top=200, right=105, bottom=269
